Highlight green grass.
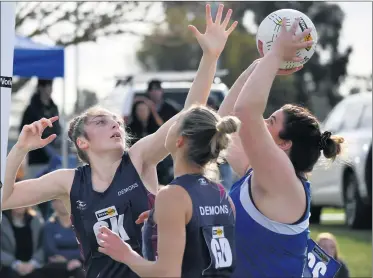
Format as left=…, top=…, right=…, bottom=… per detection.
left=311, top=210, right=372, bottom=277
left=322, top=207, right=345, bottom=215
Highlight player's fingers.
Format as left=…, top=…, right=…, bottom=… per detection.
left=221, top=9, right=232, bottom=29
left=290, top=17, right=300, bottom=34
left=214, top=4, right=224, bottom=25
left=257, top=40, right=264, bottom=57
left=97, top=232, right=108, bottom=241
left=226, top=21, right=238, bottom=35
left=205, top=4, right=213, bottom=25
left=99, top=226, right=112, bottom=235
left=41, top=134, right=57, bottom=146
left=281, top=17, right=288, bottom=33
left=35, top=122, right=44, bottom=135
left=294, top=28, right=311, bottom=41
left=49, top=116, right=59, bottom=123
left=277, top=66, right=303, bottom=75
left=23, top=125, right=33, bottom=134
left=292, top=56, right=303, bottom=62
left=98, top=247, right=107, bottom=254
left=40, top=117, right=54, bottom=128
left=188, top=25, right=202, bottom=39
left=98, top=239, right=109, bottom=248
left=136, top=211, right=150, bottom=224
left=27, top=123, right=38, bottom=135
left=296, top=40, right=314, bottom=49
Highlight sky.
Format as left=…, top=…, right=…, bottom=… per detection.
left=15, top=2, right=373, bottom=115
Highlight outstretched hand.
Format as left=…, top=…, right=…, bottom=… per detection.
left=17, top=116, right=59, bottom=152
left=188, top=4, right=238, bottom=58
left=272, top=17, right=314, bottom=63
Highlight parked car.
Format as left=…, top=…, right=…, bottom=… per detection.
left=100, top=70, right=229, bottom=116
left=309, top=92, right=372, bottom=229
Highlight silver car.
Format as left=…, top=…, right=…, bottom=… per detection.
left=310, top=92, right=372, bottom=229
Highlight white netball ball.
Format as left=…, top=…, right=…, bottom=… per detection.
left=256, top=9, right=318, bottom=70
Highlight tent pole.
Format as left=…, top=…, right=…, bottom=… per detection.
left=61, top=79, right=68, bottom=168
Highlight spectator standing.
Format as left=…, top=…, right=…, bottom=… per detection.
left=146, top=80, right=181, bottom=185
left=19, top=79, right=61, bottom=219
left=146, top=79, right=181, bottom=124
left=20, top=79, right=61, bottom=179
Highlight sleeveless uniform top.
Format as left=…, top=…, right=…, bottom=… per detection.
left=229, top=169, right=311, bottom=278
left=142, top=174, right=236, bottom=278
left=70, top=152, right=155, bottom=278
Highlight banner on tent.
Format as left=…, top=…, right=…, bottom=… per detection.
left=0, top=3, right=16, bottom=206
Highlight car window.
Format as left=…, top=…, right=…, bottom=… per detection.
left=358, top=102, right=372, bottom=129
left=135, top=89, right=225, bottom=108
left=339, top=101, right=365, bottom=131
left=323, top=101, right=347, bottom=132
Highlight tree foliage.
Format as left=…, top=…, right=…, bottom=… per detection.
left=13, top=2, right=162, bottom=92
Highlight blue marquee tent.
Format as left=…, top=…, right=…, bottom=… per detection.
left=13, top=35, right=69, bottom=168
left=13, top=35, right=64, bottom=79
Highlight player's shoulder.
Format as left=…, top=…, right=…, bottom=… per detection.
left=157, top=184, right=189, bottom=204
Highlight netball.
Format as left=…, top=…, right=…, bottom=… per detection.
left=256, top=9, right=318, bottom=69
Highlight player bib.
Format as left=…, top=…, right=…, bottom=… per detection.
left=303, top=239, right=341, bottom=278
left=201, top=225, right=236, bottom=276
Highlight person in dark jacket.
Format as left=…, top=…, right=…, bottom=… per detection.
left=20, top=79, right=61, bottom=219
left=146, top=79, right=181, bottom=124
left=146, top=80, right=181, bottom=185
left=42, top=199, right=85, bottom=278
left=20, top=79, right=61, bottom=178
left=316, top=232, right=350, bottom=278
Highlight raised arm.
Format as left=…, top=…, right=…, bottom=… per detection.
left=219, top=60, right=302, bottom=177
left=233, top=18, right=313, bottom=193
left=2, top=117, right=73, bottom=211
left=130, top=4, right=238, bottom=169
left=218, top=60, right=260, bottom=176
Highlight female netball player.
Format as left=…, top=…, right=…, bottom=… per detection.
left=224, top=18, right=344, bottom=277
left=97, top=106, right=239, bottom=277
left=2, top=4, right=238, bottom=278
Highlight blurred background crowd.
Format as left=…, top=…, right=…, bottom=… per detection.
left=2, top=1, right=372, bottom=278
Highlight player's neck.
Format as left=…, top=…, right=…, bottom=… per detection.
left=90, top=152, right=123, bottom=183
left=173, top=157, right=203, bottom=179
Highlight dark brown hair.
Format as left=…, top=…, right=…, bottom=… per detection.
left=279, top=104, right=344, bottom=173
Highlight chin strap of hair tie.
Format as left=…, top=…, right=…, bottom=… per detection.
left=319, top=131, right=332, bottom=150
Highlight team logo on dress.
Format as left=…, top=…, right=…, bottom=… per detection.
left=198, top=178, right=208, bottom=186
left=212, top=226, right=224, bottom=238
left=95, top=206, right=118, bottom=221
left=76, top=200, right=87, bottom=211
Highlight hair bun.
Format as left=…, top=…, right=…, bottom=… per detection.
left=216, top=116, right=241, bottom=135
